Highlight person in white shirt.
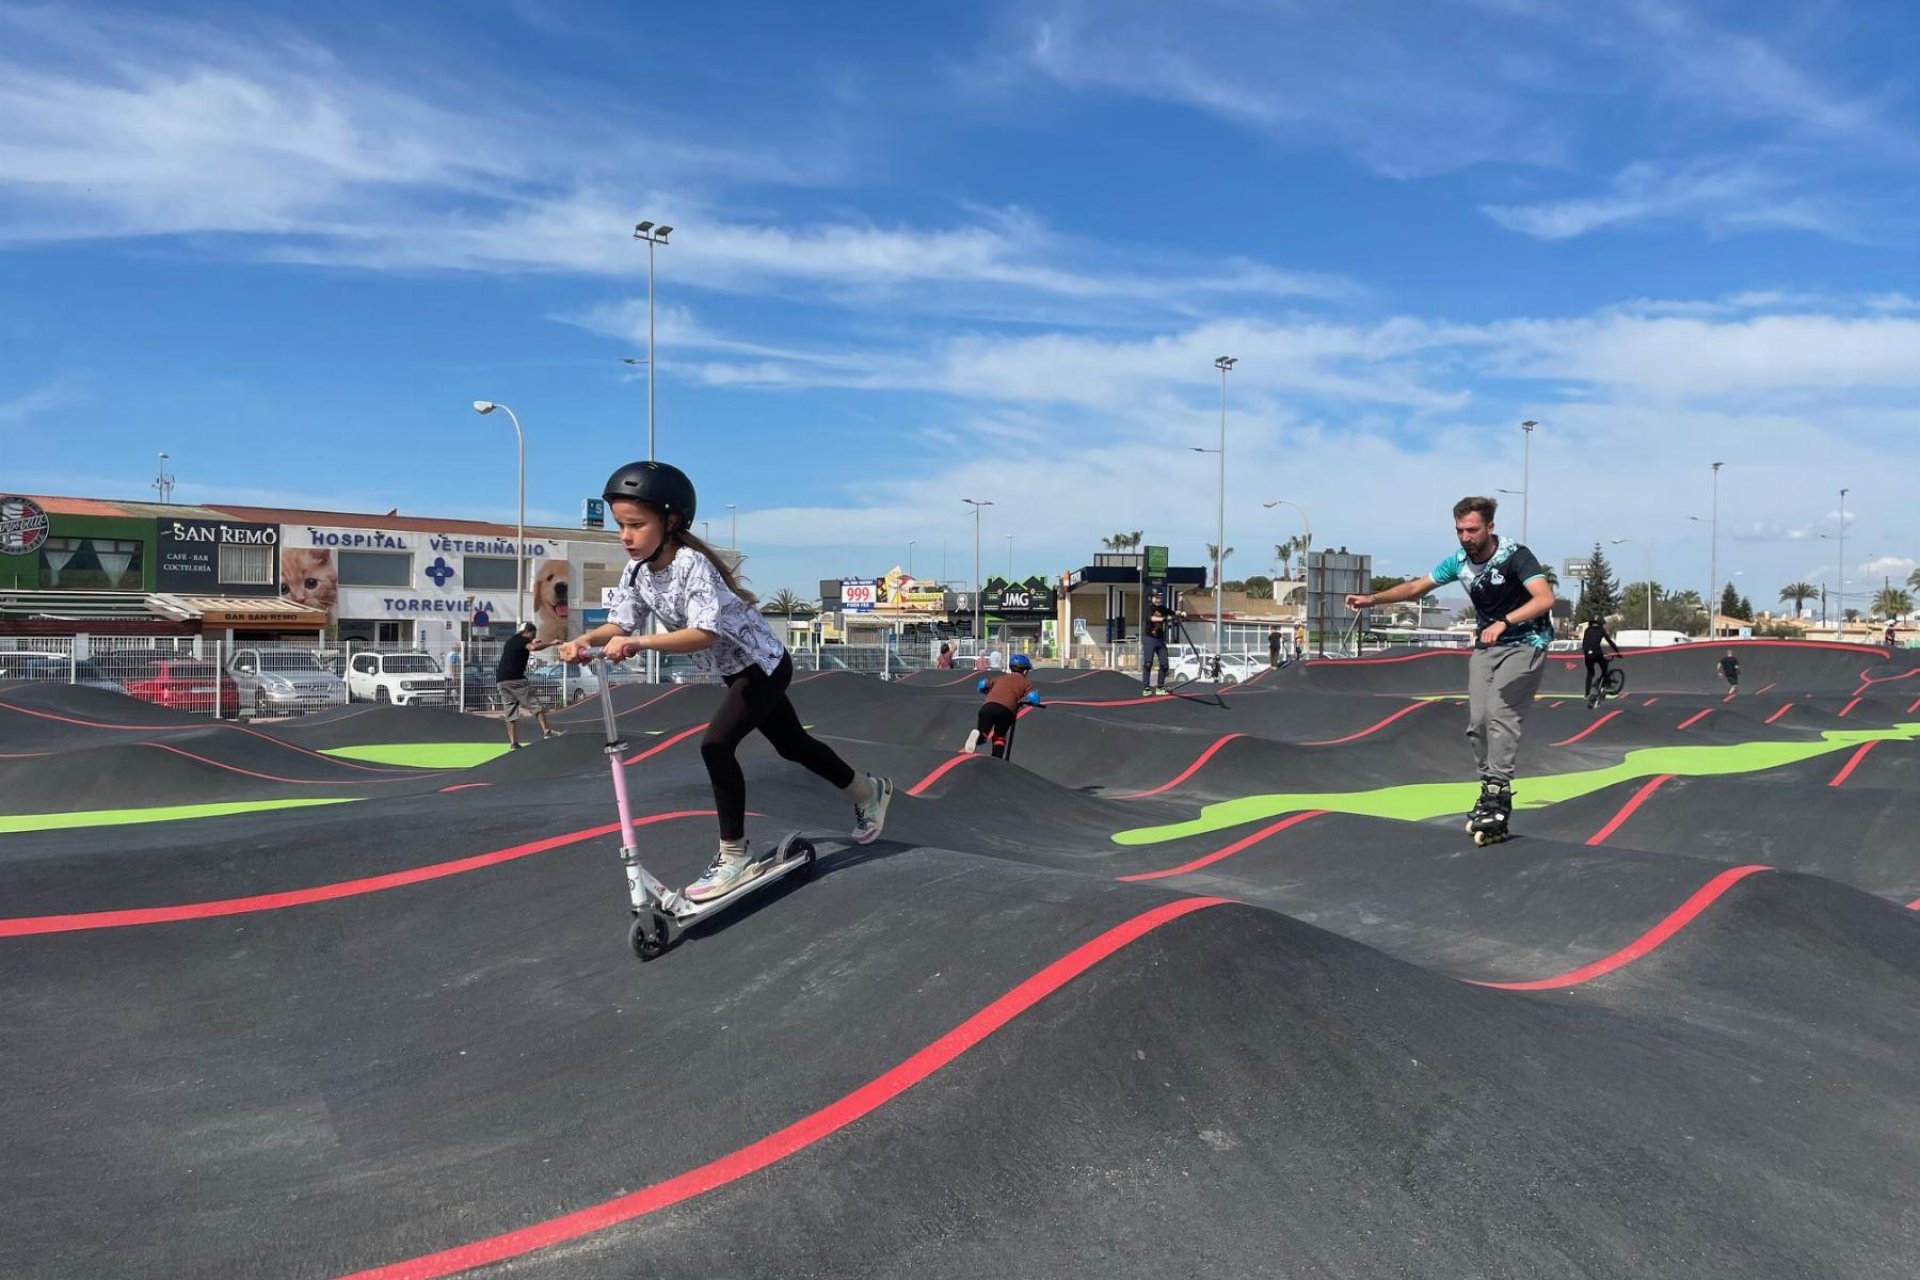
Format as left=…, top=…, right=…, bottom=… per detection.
left=559, top=462, right=893, bottom=903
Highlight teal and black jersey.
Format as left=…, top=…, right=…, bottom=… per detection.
left=1432, top=538, right=1553, bottom=649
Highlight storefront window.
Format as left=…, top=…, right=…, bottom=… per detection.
left=462, top=556, right=527, bottom=590
left=336, top=550, right=412, bottom=587
left=219, top=543, right=276, bottom=585
left=39, top=537, right=144, bottom=589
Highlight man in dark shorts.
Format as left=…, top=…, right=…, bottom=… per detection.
left=1141, top=593, right=1184, bottom=696
left=1717, top=648, right=1739, bottom=695
left=1343, top=496, right=1556, bottom=842
left=495, top=621, right=559, bottom=748
left=1582, top=617, right=1623, bottom=701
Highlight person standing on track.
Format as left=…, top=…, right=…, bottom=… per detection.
left=1342, top=496, right=1556, bottom=841
left=1141, top=592, right=1185, bottom=696
left=1582, top=617, right=1623, bottom=702
left=558, top=461, right=894, bottom=904
left=1718, top=648, right=1740, bottom=695
left=495, top=622, right=559, bottom=750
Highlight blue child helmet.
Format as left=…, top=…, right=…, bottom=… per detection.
left=1009, top=654, right=1032, bottom=672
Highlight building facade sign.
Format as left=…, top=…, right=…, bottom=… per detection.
left=0, top=497, right=50, bottom=556
left=155, top=518, right=281, bottom=594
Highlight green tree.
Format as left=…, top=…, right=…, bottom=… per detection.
left=1872, top=587, right=1913, bottom=619
left=762, top=588, right=808, bottom=616
left=1241, top=574, right=1274, bottom=600
left=1575, top=542, right=1620, bottom=623
left=1779, top=581, right=1818, bottom=617
left=1718, top=582, right=1753, bottom=622
left=1907, top=566, right=1920, bottom=595
left=1205, top=544, right=1234, bottom=587
left=1370, top=574, right=1412, bottom=594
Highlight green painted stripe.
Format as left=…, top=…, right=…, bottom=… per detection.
left=0, top=798, right=358, bottom=835
left=1111, top=723, right=1920, bottom=845
left=324, top=744, right=512, bottom=768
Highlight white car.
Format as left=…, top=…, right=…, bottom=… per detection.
left=1168, top=649, right=1264, bottom=685
left=346, top=652, right=452, bottom=705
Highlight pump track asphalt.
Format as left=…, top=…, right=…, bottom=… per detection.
left=3, top=637, right=1917, bottom=1279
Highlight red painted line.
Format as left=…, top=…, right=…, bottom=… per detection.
left=1837, top=698, right=1862, bottom=718
left=1551, top=710, right=1620, bottom=747
left=332, top=895, right=1233, bottom=1280
left=621, top=723, right=708, bottom=767
left=1828, top=741, right=1882, bottom=788
left=1676, top=709, right=1713, bottom=731
left=1471, top=865, right=1771, bottom=991
left=1908, top=896, right=1920, bottom=911
left=438, top=783, right=491, bottom=793
left=1308, top=650, right=1462, bottom=667
left=1642, top=697, right=1659, bottom=707
left=1047, top=694, right=1169, bottom=708
left=0, top=698, right=412, bottom=773
left=1303, top=700, right=1431, bottom=746
left=139, top=741, right=438, bottom=786
left=1586, top=774, right=1676, bottom=846
left=1750, top=682, right=1776, bottom=697
left=0, top=811, right=717, bottom=938
left=1117, top=812, right=1327, bottom=882
left=905, top=751, right=981, bottom=796
left=1908, top=697, right=1920, bottom=715
left=1117, top=733, right=1245, bottom=798
left=1852, top=666, right=1919, bottom=696
left=1720, top=690, right=1737, bottom=703
left=1764, top=704, right=1793, bottom=726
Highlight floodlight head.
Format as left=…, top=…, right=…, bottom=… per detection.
left=1214, top=355, right=1237, bottom=371
left=473, top=400, right=496, bottom=415
left=655, top=225, right=674, bottom=238
left=634, top=220, right=654, bottom=234
left=1521, top=419, right=1538, bottom=429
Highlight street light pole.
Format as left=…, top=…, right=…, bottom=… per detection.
left=1520, top=420, right=1537, bottom=544
left=1838, top=486, right=1849, bottom=636
left=907, top=540, right=916, bottom=579
left=1006, top=533, right=1013, bottom=578
left=1708, top=462, right=1724, bottom=638
left=472, top=401, right=526, bottom=626
left=1213, top=355, right=1236, bottom=653
left=631, top=220, right=674, bottom=460
left=963, top=499, right=993, bottom=648
left=726, top=503, right=737, bottom=549
left=1612, top=538, right=1652, bottom=641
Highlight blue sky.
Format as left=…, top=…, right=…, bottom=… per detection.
left=5, top=0, right=1919, bottom=610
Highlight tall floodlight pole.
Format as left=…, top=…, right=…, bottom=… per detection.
left=726, top=503, right=737, bottom=549
left=631, top=220, right=674, bottom=460
left=1838, top=487, right=1849, bottom=635
left=472, top=401, right=526, bottom=625
left=1708, top=461, right=1724, bottom=638
left=964, top=499, right=993, bottom=647
left=1612, top=538, right=1652, bottom=640
left=908, top=540, right=916, bottom=578
left=1520, top=420, right=1537, bottom=544
left=1006, top=533, right=1013, bottom=577
left=153, top=452, right=175, bottom=503
left=1213, top=356, right=1236, bottom=651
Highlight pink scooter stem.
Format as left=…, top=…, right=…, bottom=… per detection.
left=586, top=652, right=678, bottom=913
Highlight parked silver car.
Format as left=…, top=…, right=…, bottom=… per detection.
left=227, top=647, right=350, bottom=715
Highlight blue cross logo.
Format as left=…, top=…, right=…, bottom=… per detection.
left=425, top=556, right=457, bottom=588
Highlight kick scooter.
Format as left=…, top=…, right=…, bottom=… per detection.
left=584, top=651, right=817, bottom=960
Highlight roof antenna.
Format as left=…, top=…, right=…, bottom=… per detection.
left=153, top=452, right=175, bottom=503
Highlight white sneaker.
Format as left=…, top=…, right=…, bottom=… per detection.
left=962, top=729, right=981, bottom=753
left=684, top=845, right=765, bottom=904
left=851, top=774, right=893, bottom=845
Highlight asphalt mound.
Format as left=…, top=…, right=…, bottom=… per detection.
left=3, top=639, right=1918, bottom=1278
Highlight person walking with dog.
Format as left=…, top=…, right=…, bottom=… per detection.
left=495, top=622, right=560, bottom=749
left=558, top=461, right=894, bottom=904
left=1343, top=496, right=1555, bottom=843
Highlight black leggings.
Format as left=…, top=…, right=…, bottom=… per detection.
left=703, top=653, right=856, bottom=841
left=976, top=703, right=1016, bottom=758
left=1584, top=653, right=1610, bottom=694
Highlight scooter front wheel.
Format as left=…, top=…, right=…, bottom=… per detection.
left=628, top=910, right=670, bottom=960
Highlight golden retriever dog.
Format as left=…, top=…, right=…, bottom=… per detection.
left=280, top=548, right=338, bottom=618
left=531, top=558, right=572, bottom=646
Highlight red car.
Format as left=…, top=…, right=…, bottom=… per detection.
left=121, top=658, right=242, bottom=715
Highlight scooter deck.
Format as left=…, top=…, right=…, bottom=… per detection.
left=628, top=832, right=836, bottom=959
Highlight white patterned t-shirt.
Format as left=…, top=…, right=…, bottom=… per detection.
left=609, top=547, right=786, bottom=678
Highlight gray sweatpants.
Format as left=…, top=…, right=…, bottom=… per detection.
left=1467, top=643, right=1547, bottom=785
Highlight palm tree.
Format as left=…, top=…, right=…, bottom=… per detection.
left=1779, top=582, right=1819, bottom=617
left=1907, top=567, right=1920, bottom=595
left=1871, top=587, right=1914, bottom=620
left=1205, top=544, right=1234, bottom=588
left=762, top=588, right=806, bottom=616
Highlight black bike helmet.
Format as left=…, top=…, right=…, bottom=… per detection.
left=603, top=461, right=696, bottom=530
